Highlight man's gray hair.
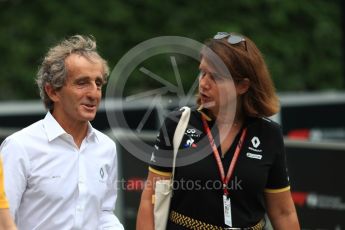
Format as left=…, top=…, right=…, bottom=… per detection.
left=36, top=35, right=109, bottom=110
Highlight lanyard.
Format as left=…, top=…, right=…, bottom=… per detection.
left=201, top=115, right=247, bottom=196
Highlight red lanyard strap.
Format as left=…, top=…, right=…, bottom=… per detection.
left=201, top=115, right=247, bottom=196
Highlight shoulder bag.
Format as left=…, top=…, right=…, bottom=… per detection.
left=153, top=106, right=191, bottom=230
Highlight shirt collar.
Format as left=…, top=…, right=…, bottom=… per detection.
left=197, top=105, right=213, bottom=121
left=43, top=112, right=99, bottom=143
left=85, top=122, right=99, bottom=143
left=197, top=106, right=254, bottom=129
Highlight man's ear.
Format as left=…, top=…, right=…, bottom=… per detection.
left=236, top=78, right=250, bottom=95
left=44, top=84, right=59, bottom=102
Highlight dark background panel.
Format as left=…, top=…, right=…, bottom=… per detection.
left=286, top=144, right=345, bottom=229
left=281, top=104, right=345, bottom=135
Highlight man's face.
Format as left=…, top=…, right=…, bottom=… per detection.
left=52, top=54, right=104, bottom=124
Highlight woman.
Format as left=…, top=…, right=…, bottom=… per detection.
left=137, top=32, right=300, bottom=229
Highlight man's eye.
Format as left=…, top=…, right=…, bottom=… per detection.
left=95, top=80, right=103, bottom=87
left=77, top=80, right=87, bottom=85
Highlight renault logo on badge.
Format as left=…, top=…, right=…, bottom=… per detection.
left=251, top=137, right=260, bottom=148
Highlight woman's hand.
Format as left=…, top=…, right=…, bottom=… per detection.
left=136, top=171, right=170, bottom=230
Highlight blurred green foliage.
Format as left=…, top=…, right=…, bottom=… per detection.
left=0, top=0, right=342, bottom=100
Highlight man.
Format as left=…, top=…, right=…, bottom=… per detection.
left=0, top=157, right=16, bottom=230
left=0, top=35, right=124, bottom=230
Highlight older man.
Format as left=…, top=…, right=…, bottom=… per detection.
left=0, top=35, right=123, bottom=230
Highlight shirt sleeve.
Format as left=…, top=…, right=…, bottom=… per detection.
left=148, top=110, right=182, bottom=175
left=0, top=157, right=9, bottom=209
left=265, top=124, right=290, bottom=193
left=99, top=143, right=124, bottom=230
left=0, top=137, right=30, bottom=218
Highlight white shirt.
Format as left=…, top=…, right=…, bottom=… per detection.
left=0, top=112, right=124, bottom=230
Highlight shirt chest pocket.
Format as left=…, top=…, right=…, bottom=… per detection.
left=97, top=165, right=109, bottom=183
left=30, top=175, right=65, bottom=200
left=88, top=164, right=111, bottom=198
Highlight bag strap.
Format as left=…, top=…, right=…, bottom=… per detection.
left=171, top=106, right=191, bottom=182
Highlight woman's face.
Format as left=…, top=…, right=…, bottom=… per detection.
left=198, top=58, right=237, bottom=115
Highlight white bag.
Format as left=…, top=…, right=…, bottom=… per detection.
left=154, top=106, right=191, bottom=230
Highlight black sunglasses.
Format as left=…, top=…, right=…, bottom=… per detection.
left=213, top=32, right=247, bottom=51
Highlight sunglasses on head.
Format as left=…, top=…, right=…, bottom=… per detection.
left=213, top=32, right=247, bottom=51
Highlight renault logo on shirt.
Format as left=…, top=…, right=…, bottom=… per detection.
left=100, top=168, right=105, bottom=179
left=247, top=136, right=263, bottom=160
left=251, top=136, right=260, bottom=148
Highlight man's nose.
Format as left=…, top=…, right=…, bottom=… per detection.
left=86, top=82, right=101, bottom=98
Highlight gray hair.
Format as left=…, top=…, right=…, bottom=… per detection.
left=36, top=35, right=109, bottom=110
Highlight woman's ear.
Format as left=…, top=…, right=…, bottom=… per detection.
left=44, top=84, right=59, bottom=102
left=236, top=78, right=250, bottom=95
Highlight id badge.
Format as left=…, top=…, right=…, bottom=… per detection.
left=223, top=195, right=232, bottom=227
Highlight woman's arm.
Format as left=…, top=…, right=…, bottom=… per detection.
left=264, top=190, right=300, bottom=230
left=0, top=209, right=17, bottom=230
left=136, top=171, right=170, bottom=230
